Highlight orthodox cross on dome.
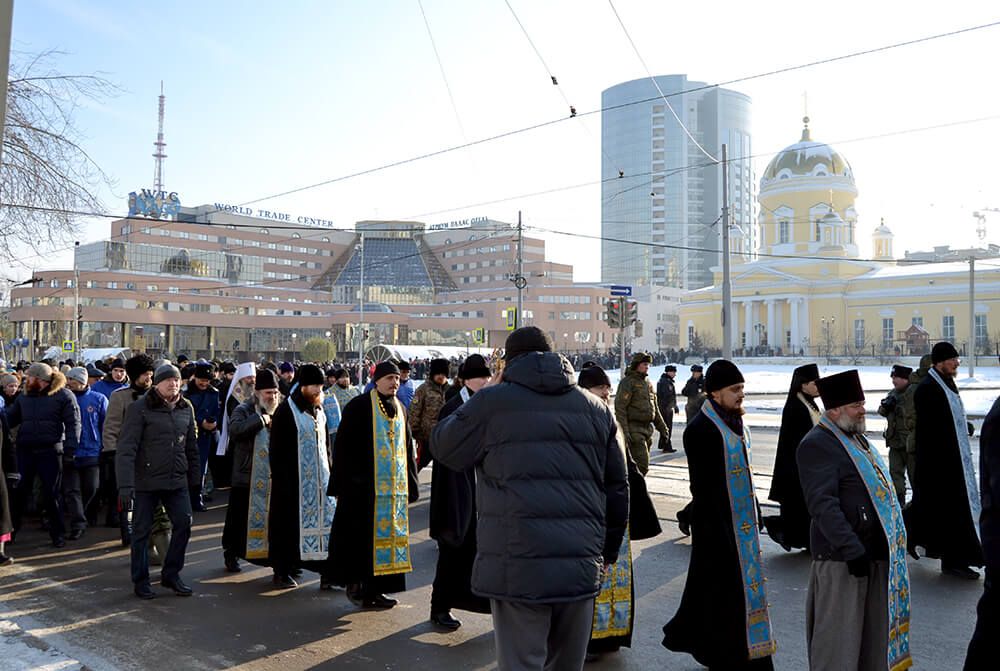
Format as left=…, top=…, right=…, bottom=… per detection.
left=801, top=90, right=811, bottom=141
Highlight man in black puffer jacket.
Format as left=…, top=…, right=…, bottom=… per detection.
left=431, top=327, right=629, bottom=671
left=8, top=362, right=81, bottom=548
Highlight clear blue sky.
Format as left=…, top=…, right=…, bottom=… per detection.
left=11, top=1, right=1000, bottom=279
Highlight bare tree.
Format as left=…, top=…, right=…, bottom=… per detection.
left=1, top=50, right=118, bottom=266
left=844, top=331, right=876, bottom=365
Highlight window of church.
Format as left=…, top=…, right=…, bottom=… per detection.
left=854, top=320, right=865, bottom=349
left=779, top=220, right=790, bottom=244
left=912, top=316, right=923, bottom=328
left=975, top=315, right=988, bottom=348
left=814, top=221, right=821, bottom=242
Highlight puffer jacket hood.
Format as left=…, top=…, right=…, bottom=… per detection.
left=502, top=351, right=576, bottom=396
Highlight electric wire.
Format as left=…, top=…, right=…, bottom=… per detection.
left=606, top=0, right=717, bottom=163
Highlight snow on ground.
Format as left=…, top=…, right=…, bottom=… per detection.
left=606, top=363, right=1000, bottom=416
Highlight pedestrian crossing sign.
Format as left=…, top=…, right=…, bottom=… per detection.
left=473, top=327, right=486, bottom=344
left=62, top=341, right=75, bottom=353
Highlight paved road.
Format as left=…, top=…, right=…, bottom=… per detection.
left=0, top=430, right=983, bottom=670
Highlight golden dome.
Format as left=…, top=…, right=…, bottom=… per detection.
left=762, top=117, right=854, bottom=185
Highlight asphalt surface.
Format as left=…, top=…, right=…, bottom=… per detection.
left=0, top=429, right=985, bottom=670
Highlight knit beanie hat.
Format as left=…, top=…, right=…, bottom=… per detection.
left=297, top=364, right=325, bottom=387
left=66, top=367, right=89, bottom=386
left=504, top=326, right=553, bottom=361
left=372, top=360, right=401, bottom=383
left=26, top=362, right=53, bottom=382
left=578, top=362, right=612, bottom=389
left=705, top=360, right=745, bottom=393
left=153, top=364, right=181, bottom=385
left=931, top=341, right=960, bottom=364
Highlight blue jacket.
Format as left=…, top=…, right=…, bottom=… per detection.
left=363, top=378, right=415, bottom=409
left=92, top=376, right=128, bottom=401
left=183, top=380, right=219, bottom=451
left=71, top=387, right=108, bottom=465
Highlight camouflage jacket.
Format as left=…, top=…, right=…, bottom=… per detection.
left=614, top=370, right=669, bottom=439
left=878, top=386, right=912, bottom=450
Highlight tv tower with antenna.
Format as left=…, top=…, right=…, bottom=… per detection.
left=152, top=81, right=167, bottom=193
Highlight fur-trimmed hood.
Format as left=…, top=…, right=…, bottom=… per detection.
left=25, top=370, right=67, bottom=397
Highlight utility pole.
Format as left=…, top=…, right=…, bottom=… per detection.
left=516, top=211, right=524, bottom=329
left=358, top=233, right=366, bottom=376
left=73, top=241, right=80, bottom=349
left=721, top=143, right=733, bottom=359
left=619, top=317, right=627, bottom=375
left=969, top=255, right=976, bottom=377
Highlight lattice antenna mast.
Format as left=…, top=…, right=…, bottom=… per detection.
left=152, top=81, right=167, bottom=193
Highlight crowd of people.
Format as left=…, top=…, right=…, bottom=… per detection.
left=0, top=331, right=996, bottom=670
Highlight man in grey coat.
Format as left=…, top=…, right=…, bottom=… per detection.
left=116, top=364, right=199, bottom=600
left=431, top=327, right=629, bottom=671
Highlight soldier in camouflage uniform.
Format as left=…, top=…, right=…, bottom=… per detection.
left=878, top=364, right=915, bottom=506
left=614, top=352, right=670, bottom=475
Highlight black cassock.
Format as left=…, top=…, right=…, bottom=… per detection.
left=663, top=408, right=774, bottom=671
left=428, top=392, right=490, bottom=614
left=764, top=392, right=819, bottom=551
left=905, top=373, right=984, bottom=567
left=267, top=391, right=332, bottom=575
left=328, top=391, right=419, bottom=593
left=965, top=396, right=1000, bottom=668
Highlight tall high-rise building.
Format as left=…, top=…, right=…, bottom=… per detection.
left=601, top=75, right=753, bottom=290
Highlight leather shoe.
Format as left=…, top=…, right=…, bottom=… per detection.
left=272, top=574, right=298, bottom=589
left=52, top=537, right=66, bottom=549
left=430, top=611, right=462, bottom=630
left=346, top=583, right=364, bottom=606
left=161, top=576, right=193, bottom=596
left=224, top=553, right=241, bottom=573
left=134, top=583, right=156, bottom=600
left=67, top=529, right=85, bottom=541
left=319, top=578, right=342, bottom=591
left=289, top=568, right=303, bottom=578
left=363, top=594, right=398, bottom=609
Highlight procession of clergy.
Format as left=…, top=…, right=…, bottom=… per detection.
left=211, top=335, right=994, bottom=671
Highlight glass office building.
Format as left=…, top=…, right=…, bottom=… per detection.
left=601, top=75, right=752, bottom=290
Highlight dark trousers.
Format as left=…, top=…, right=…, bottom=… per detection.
left=221, top=485, right=249, bottom=557
left=99, top=451, right=119, bottom=524
left=131, top=488, right=192, bottom=586
left=63, top=462, right=100, bottom=531
left=964, top=565, right=998, bottom=670
left=13, top=447, right=64, bottom=541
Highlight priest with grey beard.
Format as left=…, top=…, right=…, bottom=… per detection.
left=221, top=369, right=282, bottom=573
left=798, top=370, right=911, bottom=671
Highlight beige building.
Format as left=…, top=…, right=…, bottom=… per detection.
left=8, top=205, right=617, bottom=361
left=680, top=118, right=1000, bottom=358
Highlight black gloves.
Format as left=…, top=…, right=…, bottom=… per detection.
left=847, top=555, right=870, bottom=578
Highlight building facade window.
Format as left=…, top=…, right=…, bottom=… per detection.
left=881, top=318, right=894, bottom=347
left=943, top=315, right=955, bottom=341
left=779, top=220, right=790, bottom=244
left=854, top=319, right=865, bottom=349
left=912, top=316, right=923, bottom=327
left=975, top=314, right=988, bottom=348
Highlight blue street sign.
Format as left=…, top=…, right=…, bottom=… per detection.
left=610, top=285, right=632, bottom=297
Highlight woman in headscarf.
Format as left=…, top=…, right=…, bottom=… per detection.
left=763, top=363, right=822, bottom=551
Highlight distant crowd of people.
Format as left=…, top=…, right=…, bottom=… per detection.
left=0, top=332, right=996, bottom=670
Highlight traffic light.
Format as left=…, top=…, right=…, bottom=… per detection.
left=606, top=299, right=622, bottom=329
left=626, top=299, right=638, bottom=325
